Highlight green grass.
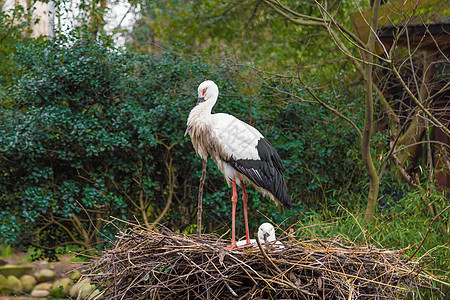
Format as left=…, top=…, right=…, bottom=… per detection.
left=293, top=189, right=449, bottom=298
left=0, top=244, right=12, bottom=258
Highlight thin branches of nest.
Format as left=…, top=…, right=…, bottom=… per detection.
left=88, top=225, right=443, bottom=299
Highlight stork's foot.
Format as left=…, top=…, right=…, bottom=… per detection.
left=224, top=243, right=237, bottom=251
left=225, top=241, right=253, bottom=250
left=237, top=242, right=252, bottom=248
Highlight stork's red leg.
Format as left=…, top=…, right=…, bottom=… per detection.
left=241, top=182, right=251, bottom=246
left=225, top=179, right=238, bottom=250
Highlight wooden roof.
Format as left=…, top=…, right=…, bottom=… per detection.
left=351, top=0, right=450, bottom=52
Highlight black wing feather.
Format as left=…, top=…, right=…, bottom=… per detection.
left=225, top=138, right=291, bottom=209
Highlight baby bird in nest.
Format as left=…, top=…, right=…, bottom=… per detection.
left=236, top=223, right=284, bottom=248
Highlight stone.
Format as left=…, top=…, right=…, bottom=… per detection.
left=34, top=282, right=52, bottom=291
left=88, top=288, right=101, bottom=299
left=31, top=289, right=50, bottom=297
left=68, top=269, right=82, bottom=281
left=20, top=275, right=37, bottom=292
left=0, top=274, right=12, bottom=295
left=36, top=268, right=56, bottom=282
left=7, top=275, right=22, bottom=294
left=69, top=278, right=95, bottom=299
left=50, top=278, right=74, bottom=297
left=0, top=265, right=35, bottom=277
left=78, top=282, right=96, bottom=300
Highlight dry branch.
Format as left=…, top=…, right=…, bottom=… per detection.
left=197, top=159, right=207, bottom=237
left=88, top=225, right=443, bottom=299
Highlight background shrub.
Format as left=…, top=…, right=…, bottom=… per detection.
left=0, top=33, right=364, bottom=256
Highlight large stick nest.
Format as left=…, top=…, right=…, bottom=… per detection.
left=89, top=225, right=441, bottom=299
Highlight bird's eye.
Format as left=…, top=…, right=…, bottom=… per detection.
left=202, top=88, right=207, bottom=96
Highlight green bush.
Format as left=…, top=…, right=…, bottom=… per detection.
left=256, top=77, right=365, bottom=206
left=0, top=33, right=367, bottom=255
left=0, top=34, right=246, bottom=254
left=0, top=8, right=37, bottom=104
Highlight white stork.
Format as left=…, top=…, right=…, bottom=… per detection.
left=236, top=223, right=285, bottom=248
left=186, top=80, right=291, bottom=250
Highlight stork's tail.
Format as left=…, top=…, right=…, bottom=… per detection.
left=272, top=169, right=292, bottom=209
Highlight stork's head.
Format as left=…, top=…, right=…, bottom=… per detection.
left=258, top=223, right=276, bottom=243
left=197, top=80, right=219, bottom=105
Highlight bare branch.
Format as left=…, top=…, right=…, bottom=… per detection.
left=296, top=73, right=362, bottom=139
left=391, top=64, right=450, bottom=137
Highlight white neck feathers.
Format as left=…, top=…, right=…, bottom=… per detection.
left=187, top=95, right=217, bottom=126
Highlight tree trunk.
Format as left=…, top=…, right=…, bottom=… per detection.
left=90, top=0, right=106, bottom=35
left=395, top=51, right=436, bottom=179
left=363, top=0, right=381, bottom=220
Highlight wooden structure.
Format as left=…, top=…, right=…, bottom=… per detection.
left=351, top=0, right=450, bottom=194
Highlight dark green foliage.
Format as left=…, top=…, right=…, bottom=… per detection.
left=130, top=0, right=358, bottom=76
left=0, top=33, right=364, bottom=254
left=0, top=33, right=242, bottom=251
left=256, top=77, right=365, bottom=207
left=0, top=8, right=37, bottom=104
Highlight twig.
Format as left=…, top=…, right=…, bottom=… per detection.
left=88, top=225, right=446, bottom=298
left=256, top=234, right=316, bottom=297
left=256, top=234, right=282, bottom=273
left=197, top=159, right=207, bottom=237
